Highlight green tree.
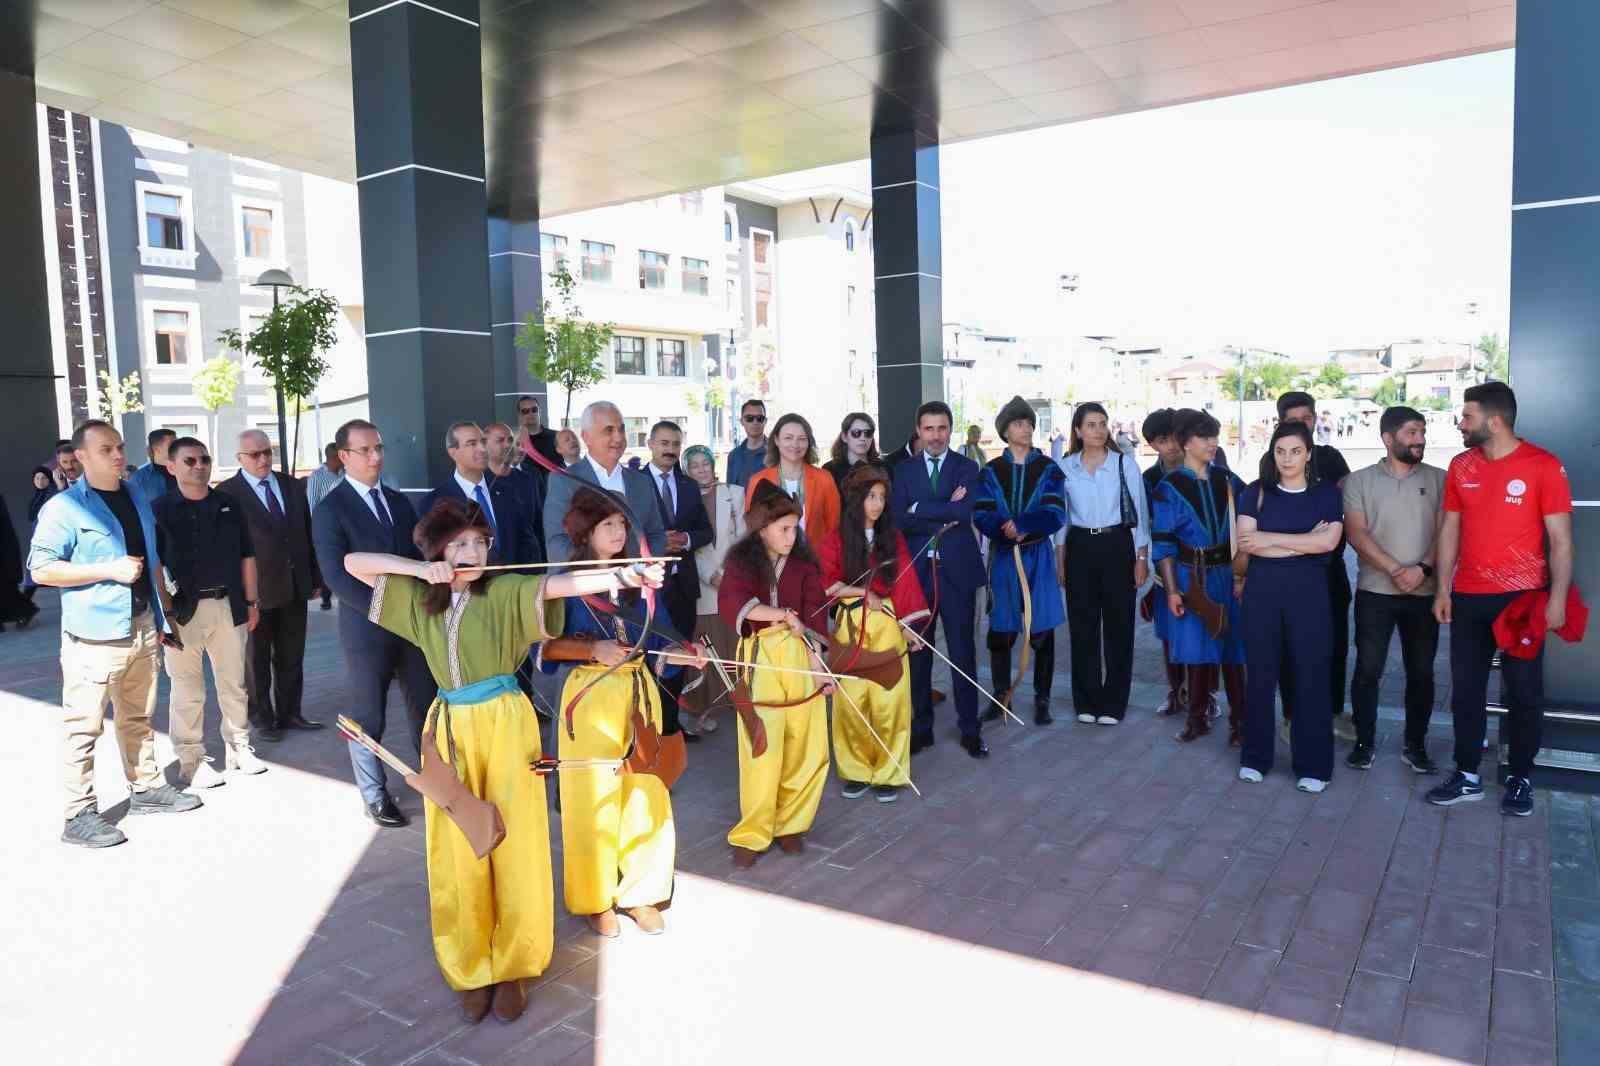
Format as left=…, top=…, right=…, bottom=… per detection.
left=516, top=264, right=613, bottom=424
left=1372, top=373, right=1407, bottom=407
left=1475, top=331, right=1509, bottom=383
left=1220, top=359, right=1296, bottom=401
left=1301, top=362, right=1352, bottom=400
left=218, top=286, right=339, bottom=476
left=191, top=356, right=241, bottom=452
left=683, top=385, right=703, bottom=414
left=94, top=370, right=145, bottom=426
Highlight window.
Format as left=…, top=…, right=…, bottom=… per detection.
left=844, top=218, right=856, bottom=252
left=848, top=349, right=857, bottom=380
left=541, top=233, right=569, bottom=272
left=639, top=250, right=668, bottom=290
left=678, top=191, right=702, bottom=215
left=725, top=278, right=737, bottom=312
left=625, top=417, right=649, bottom=448
left=581, top=240, right=614, bottom=283
left=154, top=310, right=190, bottom=365
left=613, top=335, right=646, bottom=375
left=147, top=193, right=184, bottom=249
left=846, top=285, right=855, bottom=317
left=755, top=297, right=769, bottom=327
left=241, top=206, right=273, bottom=259
left=682, top=257, right=709, bottom=297
left=657, top=339, right=686, bottom=377
left=255, top=421, right=280, bottom=445
left=165, top=422, right=199, bottom=441
left=723, top=207, right=736, bottom=243
left=752, top=231, right=770, bottom=264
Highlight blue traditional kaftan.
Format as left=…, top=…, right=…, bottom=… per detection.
left=972, top=449, right=1066, bottom=635
left=1150, top=465, right=1246, bottom=665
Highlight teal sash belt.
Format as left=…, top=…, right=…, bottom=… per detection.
left=436, top=673, right=519, bottom=705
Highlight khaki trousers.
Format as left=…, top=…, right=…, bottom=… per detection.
left=163, top=597, right=251, bottom=765
left=61, top=613, right=163, bottom=819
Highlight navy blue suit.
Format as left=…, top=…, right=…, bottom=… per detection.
left=311, top=477, right=436, bottom=805
left=892, top=448, right=985, bottom=741
left=418, top=470, right=541, bottom=566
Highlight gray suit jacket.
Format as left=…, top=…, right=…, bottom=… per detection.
left=543, top=457, right=668, bottom=565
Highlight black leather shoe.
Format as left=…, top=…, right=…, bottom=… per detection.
left=284, top=716, right=325, bottom=731
left=1034, top=705, right=1054, bottom=726
left=910, top=732, right=935, bottom=755
left=960, top=735, right=990, bottom=759
left=366, top=794, right=409, bottom=828
left=256, top=727, right=283, bottom=743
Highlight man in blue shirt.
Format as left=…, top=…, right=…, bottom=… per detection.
left=29, top=420, right=202, bottom=849
left=128, top=427, right=177, bottom=502
left=725, top=398, right=770, bottom=488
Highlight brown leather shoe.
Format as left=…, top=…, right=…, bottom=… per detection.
left=777, top=833, right=805, bottom=854
left=491, top=979, right=527, bottom=1023
left=1175, top=718, right=1212, bottom=743
left=459, top=986, right=493, bottom=1024
left=732, top=846, right=760, bottom=868
left=623, top=905, right=665, bottom=935
left=586, top=909, right=620, bottom=938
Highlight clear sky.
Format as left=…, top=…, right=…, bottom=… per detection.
left=782, top=49, right=1514, bottom=362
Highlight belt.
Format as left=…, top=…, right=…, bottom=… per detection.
left=436, top=673, right=519, bottom=705
left=195, top=587, right=229, bottom=600
left=1178, top=544, right=1231, bottom=567
left=1069, top=524, right=1130, bottom=536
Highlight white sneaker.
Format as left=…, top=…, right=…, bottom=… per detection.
left=227, top=746, right=268, bottom=775
left=1076, top=713, right=1095, bottom=724
left=1096, top=716, right=1119, bottom=726
left=1332, top=718, right=1357, bottom=743
left=1297, top=777, right=1328, bottom=794
left=1155, top=694, right=1174, bottom=715
left=184, top=760, right=226, bottom=789
left=1238, top=767, right=1264, bottom=783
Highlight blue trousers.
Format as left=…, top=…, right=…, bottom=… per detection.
left=1241, top=566, right=1333, bottom=782
left=341, top=632, right=436, bottom=804
left=910, top=574, right=980, bottom=741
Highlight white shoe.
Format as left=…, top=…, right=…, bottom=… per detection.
left=184, top=760, right=226, bottom=789
left=1155, top=694, right=1174, bottom=715
left=1096, top=716, right=1119, bottom=726
left=1076, top=713, right=1095, bottom=724
left=226, top=746, right=268, bottom=775
left=1238, top=767, right=1264, bottom=783
left=1297, top=777, right=1328, bottom=794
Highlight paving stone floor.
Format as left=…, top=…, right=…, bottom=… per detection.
left=2, top=583, right=1596, bottom=1066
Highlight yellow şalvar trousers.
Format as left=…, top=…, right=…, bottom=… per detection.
left=831, top=599, right=912, bottom=788
left=557, top=661, right=676, bottom=915
left=423, top=692, right=554, bottom=992
left=728, top=627, right=829, bottom=852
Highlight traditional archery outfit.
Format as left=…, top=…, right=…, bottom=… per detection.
left=1143, top=460, right=1188, bottom=714
left=718, top=541, right=829, bottom=854
left=369, top=573, right=563, bottom=992
left=539, top=597, right=680, bottom=917
left=972, top=439, right=1067, bottom=719
left=815, top=527, right=928, bottom=788
left=1150, top=465, right=1247, bottom=742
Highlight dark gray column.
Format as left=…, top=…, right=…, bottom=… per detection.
left=487, top=215, right=543, bottom=427
left=1510, top=0, right=1600, bottom=712
left=348, top=0, right=492, bottom=490
left=0, top=69, right=62, bottom=525
left=871, top=128, right=943, bottom=446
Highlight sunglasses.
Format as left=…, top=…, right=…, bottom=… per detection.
left=743, top=414, right=767, bottom=424
left=847, top=428, right=872, bottom=439
left=520, top=406, right=538, bottom=415
left=239, top=448, right=274, bottom=461
left=181, top=455, right=212, bottom=467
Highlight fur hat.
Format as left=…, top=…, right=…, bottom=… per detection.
left=745, top=478, right=803, bottom=532
left=995, top=395, right=1036, bottom=440
left=840, top=462, right=891, bottom=506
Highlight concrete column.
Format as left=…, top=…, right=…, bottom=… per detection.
left=487, top=215, right=543, bottom=427
left=1508, top=0, right=1600, bottom=711
left=348, top=0, right=492, bottom=489
left=870, top=128, right=944, bottom=446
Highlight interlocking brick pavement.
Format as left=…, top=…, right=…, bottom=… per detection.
left=0, top=585, right=1589, bottom=1065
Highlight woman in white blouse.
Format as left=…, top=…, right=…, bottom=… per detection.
left=681, top=445, right=746, bottom=734
left=1056, top=403, right=1152, bottom=726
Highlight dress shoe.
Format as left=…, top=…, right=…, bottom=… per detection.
left=909, top=732, right=935, bottom=755
left=732, top=846, right=761, bottom=869
left=459, top=986, right=493, bottom=1024
left=960, top=735, right=989, bottom=759
left=255, top=727, right=283, bottom=743
left=284, top=716, right=325, bottom=731
left=491, top=980, right=527, bottom=1023
left=587, top=910, right=620, bottom=938
left=366, top=794, right=408, bottom=828
left=777, top=833, right=805, bottom=854
left=623, top=905, right=665, bottom=935
left=1034, top=704, right=1054, bottom=726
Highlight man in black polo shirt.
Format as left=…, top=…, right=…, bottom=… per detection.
left=153, top=437, right=266, bottom=789
left=1276, top=391, right=1355, bottom=741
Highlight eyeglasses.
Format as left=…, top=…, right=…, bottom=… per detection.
left=238, top=448, right=274, bottom=461
left=181, top=455, right=212, bottom=467
left=846, top=428, right=872, bottom=440
left=343, top=444, right=385, bottom=458
left=446, top=537, right=493, bottom=553
left=743, top=414, right=767, bottom=424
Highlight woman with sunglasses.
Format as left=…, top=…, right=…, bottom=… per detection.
left=726, top=399, right=770, bottom=489
left=744, top=412, right=842, bottom=542
left=823, top=411, right=881, bottom=492
left=345, top=497, right=668, bottom=1024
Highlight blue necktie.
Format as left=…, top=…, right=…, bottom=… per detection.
left=473, top=484, right=498, bottom=540
left=369, top=488, right=393, bottom=535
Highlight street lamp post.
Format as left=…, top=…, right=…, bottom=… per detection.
left=253, top=268, right=295, bottom=476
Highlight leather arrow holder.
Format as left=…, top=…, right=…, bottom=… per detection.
left=404, top=729, right=507, bottom=860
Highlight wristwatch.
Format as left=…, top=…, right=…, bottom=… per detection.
left=1417, top=564, right=1434, bottom=579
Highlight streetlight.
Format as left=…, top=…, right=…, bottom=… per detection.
left=254, top=268, right=294, bottom=475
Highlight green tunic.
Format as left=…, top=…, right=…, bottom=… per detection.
left=370, top=573, right=564, bottom=689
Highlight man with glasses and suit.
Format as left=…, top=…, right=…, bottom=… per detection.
left=311, top=418, right=436, bottom=828
left=645, top=420, right=713, bottom=738
left=420, top=421, right=539, bottom=566
left=220, top=429, right=324, bottom=743
left=726, top=398, right=770, bottom=489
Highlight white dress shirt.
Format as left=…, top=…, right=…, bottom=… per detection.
left=1058, top=448, right=1151, bottom=552
left=587, top=455, right=628, bottom=494
left=344, top=473, right=393, bottom=527
left=453, top=470, right=496, bottom=528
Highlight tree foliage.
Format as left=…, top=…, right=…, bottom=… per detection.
left=1220, top=359, right=1297, bottom=401
left=1475, top=331, right=1509, bottom=383
left=516, top=264, right=614, bottom=422
left=95, top=370, right=145, bottom=423
left=192, top=357, right=241, bottom=413
left=218, top=286, right=339, bottom=473
left=1372, top=374, right=1407, bottom=407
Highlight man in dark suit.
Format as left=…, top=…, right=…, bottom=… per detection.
left=419, top=421, right=538, bottom=566
left=644, top=420, right=712, bottom=736
left=486, top=421, right=545, bottom=564
left=220, top=429, right=324, bottom=743
left=543, top=401, right=668, bottom=565
left=892, top=401, right=989, bottom=759
left=311, top=418, right=436, bottom=828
